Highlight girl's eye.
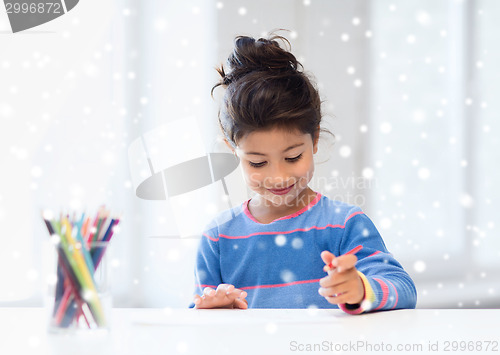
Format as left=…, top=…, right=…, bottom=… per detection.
left=286, top=153, right=303, bottom=162
left=249, top=161, right=267, bottom=168
left=248, top=154, right=302, bottom=168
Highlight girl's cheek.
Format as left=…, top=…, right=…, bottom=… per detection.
left=251, top=177, right=264, bottom=188
left=245, top=171, right=263, bottom=186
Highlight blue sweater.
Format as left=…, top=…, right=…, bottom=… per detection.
left=193, top=193, right=417, bottom=313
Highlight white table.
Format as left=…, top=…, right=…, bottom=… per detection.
left=1, top=308, right=499, bottom=355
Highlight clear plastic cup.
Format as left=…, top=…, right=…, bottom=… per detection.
left=46, top=240, right=112, bottom=334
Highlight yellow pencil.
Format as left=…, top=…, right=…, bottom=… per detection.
left=62, top=218, right=106, bottom=325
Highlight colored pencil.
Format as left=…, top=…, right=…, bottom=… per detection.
left=325, top=245, right=363, bottom=271
left=42, top=207, right=119, bottom=329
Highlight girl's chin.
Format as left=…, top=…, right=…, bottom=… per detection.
left=252, top=183, right=309, bottom=206
left=263, top=191, right=300, bottom=207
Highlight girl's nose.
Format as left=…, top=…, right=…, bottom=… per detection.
left=267, top=165, right=291, bottom=187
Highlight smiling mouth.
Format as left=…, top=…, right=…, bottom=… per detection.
left=268, top=183, right=295, bottom=195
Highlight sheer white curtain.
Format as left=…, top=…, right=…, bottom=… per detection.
left=0, top=2, right=132, bottom=305
left=369, top=0, right=500, bottom=308
left=124, top=0, right=227, bottom=307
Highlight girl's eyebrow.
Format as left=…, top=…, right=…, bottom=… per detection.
left=245, top=143, right=304, bottom=156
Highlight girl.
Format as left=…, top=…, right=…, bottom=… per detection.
left=192, top=33, right=417, bottom=313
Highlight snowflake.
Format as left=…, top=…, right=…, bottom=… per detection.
left=265, top=322, right=278, bottom=334
left=280, top=269, right=295, bottom=283
left=380, top=122, right=392, bottom=134
left=339, top=145, right=351, bottom=158
left=416, top=11, right=431, bottom=26
left=417, top=167, right=430, bottom=180
left=345, top=66, right=356, bottom=75
left=380, top=218, right=392, bottom=230
left=275, top=235, right=286, bottom=247
left=460, top=194, right=474, bottom=208
left=292, top=238, right=304, bottom=249
left=413, top=260, right=426, bottom=273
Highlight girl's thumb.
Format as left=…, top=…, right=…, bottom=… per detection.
left=320, top=250, right=335, bottom=266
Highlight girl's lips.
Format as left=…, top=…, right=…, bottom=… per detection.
left=268, top=183, right=295, bottom=195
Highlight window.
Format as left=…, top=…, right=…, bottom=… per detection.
left=369, top=0, right=500, bottom=307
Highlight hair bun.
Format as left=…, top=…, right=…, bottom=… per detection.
left=219, top=35, right=301, bottom=85
left=213, top=32, right=325, bottom=148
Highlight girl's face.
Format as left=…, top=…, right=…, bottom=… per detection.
left=234, top=127, right=318, bottom=208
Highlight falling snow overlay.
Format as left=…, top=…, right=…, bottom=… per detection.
left=0, top=0, right=498, bottom=311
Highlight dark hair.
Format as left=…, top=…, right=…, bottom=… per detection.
left=212, top=33, right=324, bottom=148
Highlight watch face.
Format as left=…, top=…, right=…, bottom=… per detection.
left=4, top=0, right=79, bottom=33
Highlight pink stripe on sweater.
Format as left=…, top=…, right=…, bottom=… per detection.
left=243, top=201, right=260, bottom=223
left=218, top=223, right=348, bottom=240
left=274, top=193, right=323, bottom=221
left=344, top=211, right=364, bottom=223
left=387, top=279, right=399, bottom=309
left=368, top=251, right=382, bottom=258
left=239, top=278, right=321, bottom=290
left=373, top=278, right=389, bottom=311
left=203, top=199, right=366, bottom=241
left=203, top=233, right=219, bottom=242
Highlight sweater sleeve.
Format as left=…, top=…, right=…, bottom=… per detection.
left=192, top=231, right=222, bottom=299
left=337, top=207, right=417, bottom=314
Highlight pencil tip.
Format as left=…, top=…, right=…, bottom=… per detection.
left=42, top=209, right=55, bottom=221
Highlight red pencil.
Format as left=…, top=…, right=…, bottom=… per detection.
left=325, top=245, right=363, bottom=271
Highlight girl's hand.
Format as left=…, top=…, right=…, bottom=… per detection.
left=318, top=251, right=365, bottom=306
left=193, top=284, right=248, bottom=309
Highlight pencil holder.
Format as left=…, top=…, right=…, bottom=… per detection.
left=42, top=209, right=120, bottom=334
left=46, top=240, right=112, bottom=333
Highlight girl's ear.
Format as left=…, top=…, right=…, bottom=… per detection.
left=224, top=138, right=237, bottom=155
left=312, top=129, right=320, bottom=154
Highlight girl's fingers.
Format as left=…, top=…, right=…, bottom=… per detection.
left=193, top=295, right=202, bottom=305
left=318, top=282, right=350, bottom=298
left=236, top=290, right=247, bottom=299
left=194, top=285, right=247, bottom=309
left=334, top=254, right=357, bottom=273
left=216, top=284, right=234, bottom=296
left=324, top=292, right=354, bottom=305
left=319, top=274, right=365, bottom=305
left=322, top=253, right=358, bottom=272
left=225, top=289, right=247, bottom=301
left=318, top=284, right=357, bottom=304
left=203, top=287, right=216, bottom=297
left=233, top=297, right=248, bottom=309
left=319, top=267, right=357, bottom=288
left=194, top=294, right=211, bottom=308
left=320, top=250, right=335, bottom=266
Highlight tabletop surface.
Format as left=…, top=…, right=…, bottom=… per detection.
left=1, top=307, right=499, bottom=355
